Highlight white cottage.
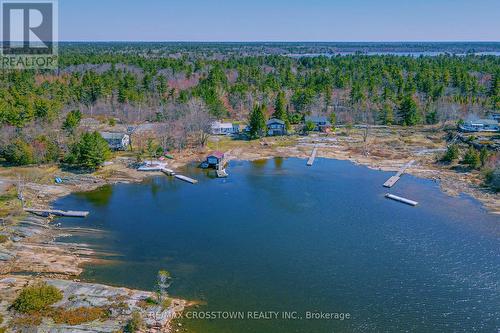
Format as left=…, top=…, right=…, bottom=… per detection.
left=100, top=132, right=130, bottom=150
left=211, top=121, right=239, bottom=135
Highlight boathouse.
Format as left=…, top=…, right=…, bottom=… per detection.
left=266, top=118, right=286, bottom=136
left=205, top=151, right=225, bottom=168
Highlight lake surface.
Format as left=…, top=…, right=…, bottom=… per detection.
left=55, top=158, right=499, bottom=333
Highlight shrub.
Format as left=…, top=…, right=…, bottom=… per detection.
left=441, top=144, right=459, bottom=163
left=0, top=235, right=8, bottom=243
left=479, top=147, right=489, bottom=167
left=3, top=139, right=34, bottom=165
left=485, top=167, right=500, bottom=192
left=304, top=120, right=315, bottom=132
left=11, top=282, right=63, bottom=313
left=32, top=135, right=60, bottom=163
left=125, top=311, right=144, bottom=333
left=462, top=147, right=481, bottom=170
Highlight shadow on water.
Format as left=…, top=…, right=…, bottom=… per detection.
left=54, top=158, right=500, bottom=333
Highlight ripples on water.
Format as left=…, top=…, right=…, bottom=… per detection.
left=56, top=158, right=500, bottom=333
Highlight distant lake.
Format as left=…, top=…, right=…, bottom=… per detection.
left=286, top=52, right=500, bottom=58
left=55, top=158, right=500, bottom=333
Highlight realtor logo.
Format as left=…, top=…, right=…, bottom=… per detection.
left=1, top=0, right=58, bottom=68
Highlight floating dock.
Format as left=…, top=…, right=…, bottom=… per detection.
left=24, top=208, right=89, bottom=218
left=383, top=160, right=415, bottom=188
left=174, top=175, right=198, bottom=184
left=307, top=148, right=318, bottom=166
left=385, top=194, right=418, bottom=206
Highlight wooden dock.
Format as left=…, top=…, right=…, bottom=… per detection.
left=161, top=168, right=176, bottom=176
left=24, top=208, right=89, bottom=218
left=383, top=160, right=415, bottom=188
left=307, top=148, right=318, bottom=166
left=385, top=194, right=418, bottom=206
left=174, top=175, right=198, bottom=184
left=216, top=169, right=228, bottom=178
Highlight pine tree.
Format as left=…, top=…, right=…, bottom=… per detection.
left=379, top=103, right=394, bottom=125
left=273, top=91, right=290, bottom=129
left=398, top=95, right=420, bottom=126
left=249, top=104, right=267, bottom=139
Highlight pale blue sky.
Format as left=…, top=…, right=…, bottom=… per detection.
left=59, top=0, right=500, bottom=41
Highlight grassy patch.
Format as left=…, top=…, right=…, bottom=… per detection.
left=47, top=307, right=110, bottom=325
left=11, top=313, right=43, bottom=327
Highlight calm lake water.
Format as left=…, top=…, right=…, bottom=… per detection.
left=55, top=158, right=500, bottom=333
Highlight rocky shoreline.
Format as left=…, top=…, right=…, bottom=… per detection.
left=0, top=127, right=498, bottom=332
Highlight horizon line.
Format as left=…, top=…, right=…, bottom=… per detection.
left=55, top=40, right=500, bottom=44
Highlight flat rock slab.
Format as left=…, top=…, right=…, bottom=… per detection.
left=0, top=276, right=187, bottom=332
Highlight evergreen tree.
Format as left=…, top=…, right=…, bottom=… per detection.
left=379, top=103, right=394, bottom=125
left=462, top=147, right=481, bottom=170
left=442, top=144, right=459, bottom=163
left=329, top=112, right=337, bottom=130
left=248, top=104, right=267, bottom=139
left=398, top=95, right=421, bottom=126
left=273, top=91, right=290, bottom=129
left=62, top=110, right=82, bottom=133
left=66, top=132, right=111, bottom=169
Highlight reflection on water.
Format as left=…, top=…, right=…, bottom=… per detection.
left=55, top=158, right=500, bottom=333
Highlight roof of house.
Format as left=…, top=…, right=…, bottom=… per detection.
left=100, top=132, right=128, bottom=140
left=267, top=118, right=285, bottom=126
left=305, top=116, right=331, bottom=125
left=208, top=151, right=225, bottom=159
left=211, top=121, right=234, bottom=129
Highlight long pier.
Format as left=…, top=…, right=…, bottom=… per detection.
left=383, top=160, right=415, bottom=188
left=24, top=208, right=89, bottom=218
left=307, top=148, right=318, bottom=166
left=174, top=175, right=198, bottom=184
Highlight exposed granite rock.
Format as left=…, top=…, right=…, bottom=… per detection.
left=0, top=276, right=186, bottom=333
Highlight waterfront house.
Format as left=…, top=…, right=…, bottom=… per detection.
left=204, top=151, right=226, bottom=169
left=211, top=121, right=240, bottom=135
left=266, top=118, right=286, bottom=136
left=459, top=119, right=500, bottom=133
left=100, top=132, right=130, bottom=150
left=304, top=116, right=332, bottom=132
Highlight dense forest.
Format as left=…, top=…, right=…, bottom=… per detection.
left=0, top=43, right=499, bottom=166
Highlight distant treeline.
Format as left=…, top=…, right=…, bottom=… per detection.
left=1, top=49, right=499, bottom=127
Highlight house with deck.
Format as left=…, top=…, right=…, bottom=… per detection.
left=211, top=121, right=240, bottom=135
left=266, top=118, right=286, bottom=136
left=459, top=119, right=500, bottom=133
left=305, top=116, right=332, bottom=132
left=100, top=132, right=130, bottom=150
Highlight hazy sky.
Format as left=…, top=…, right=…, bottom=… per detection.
left=59, top=0, right=500, bottom=41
